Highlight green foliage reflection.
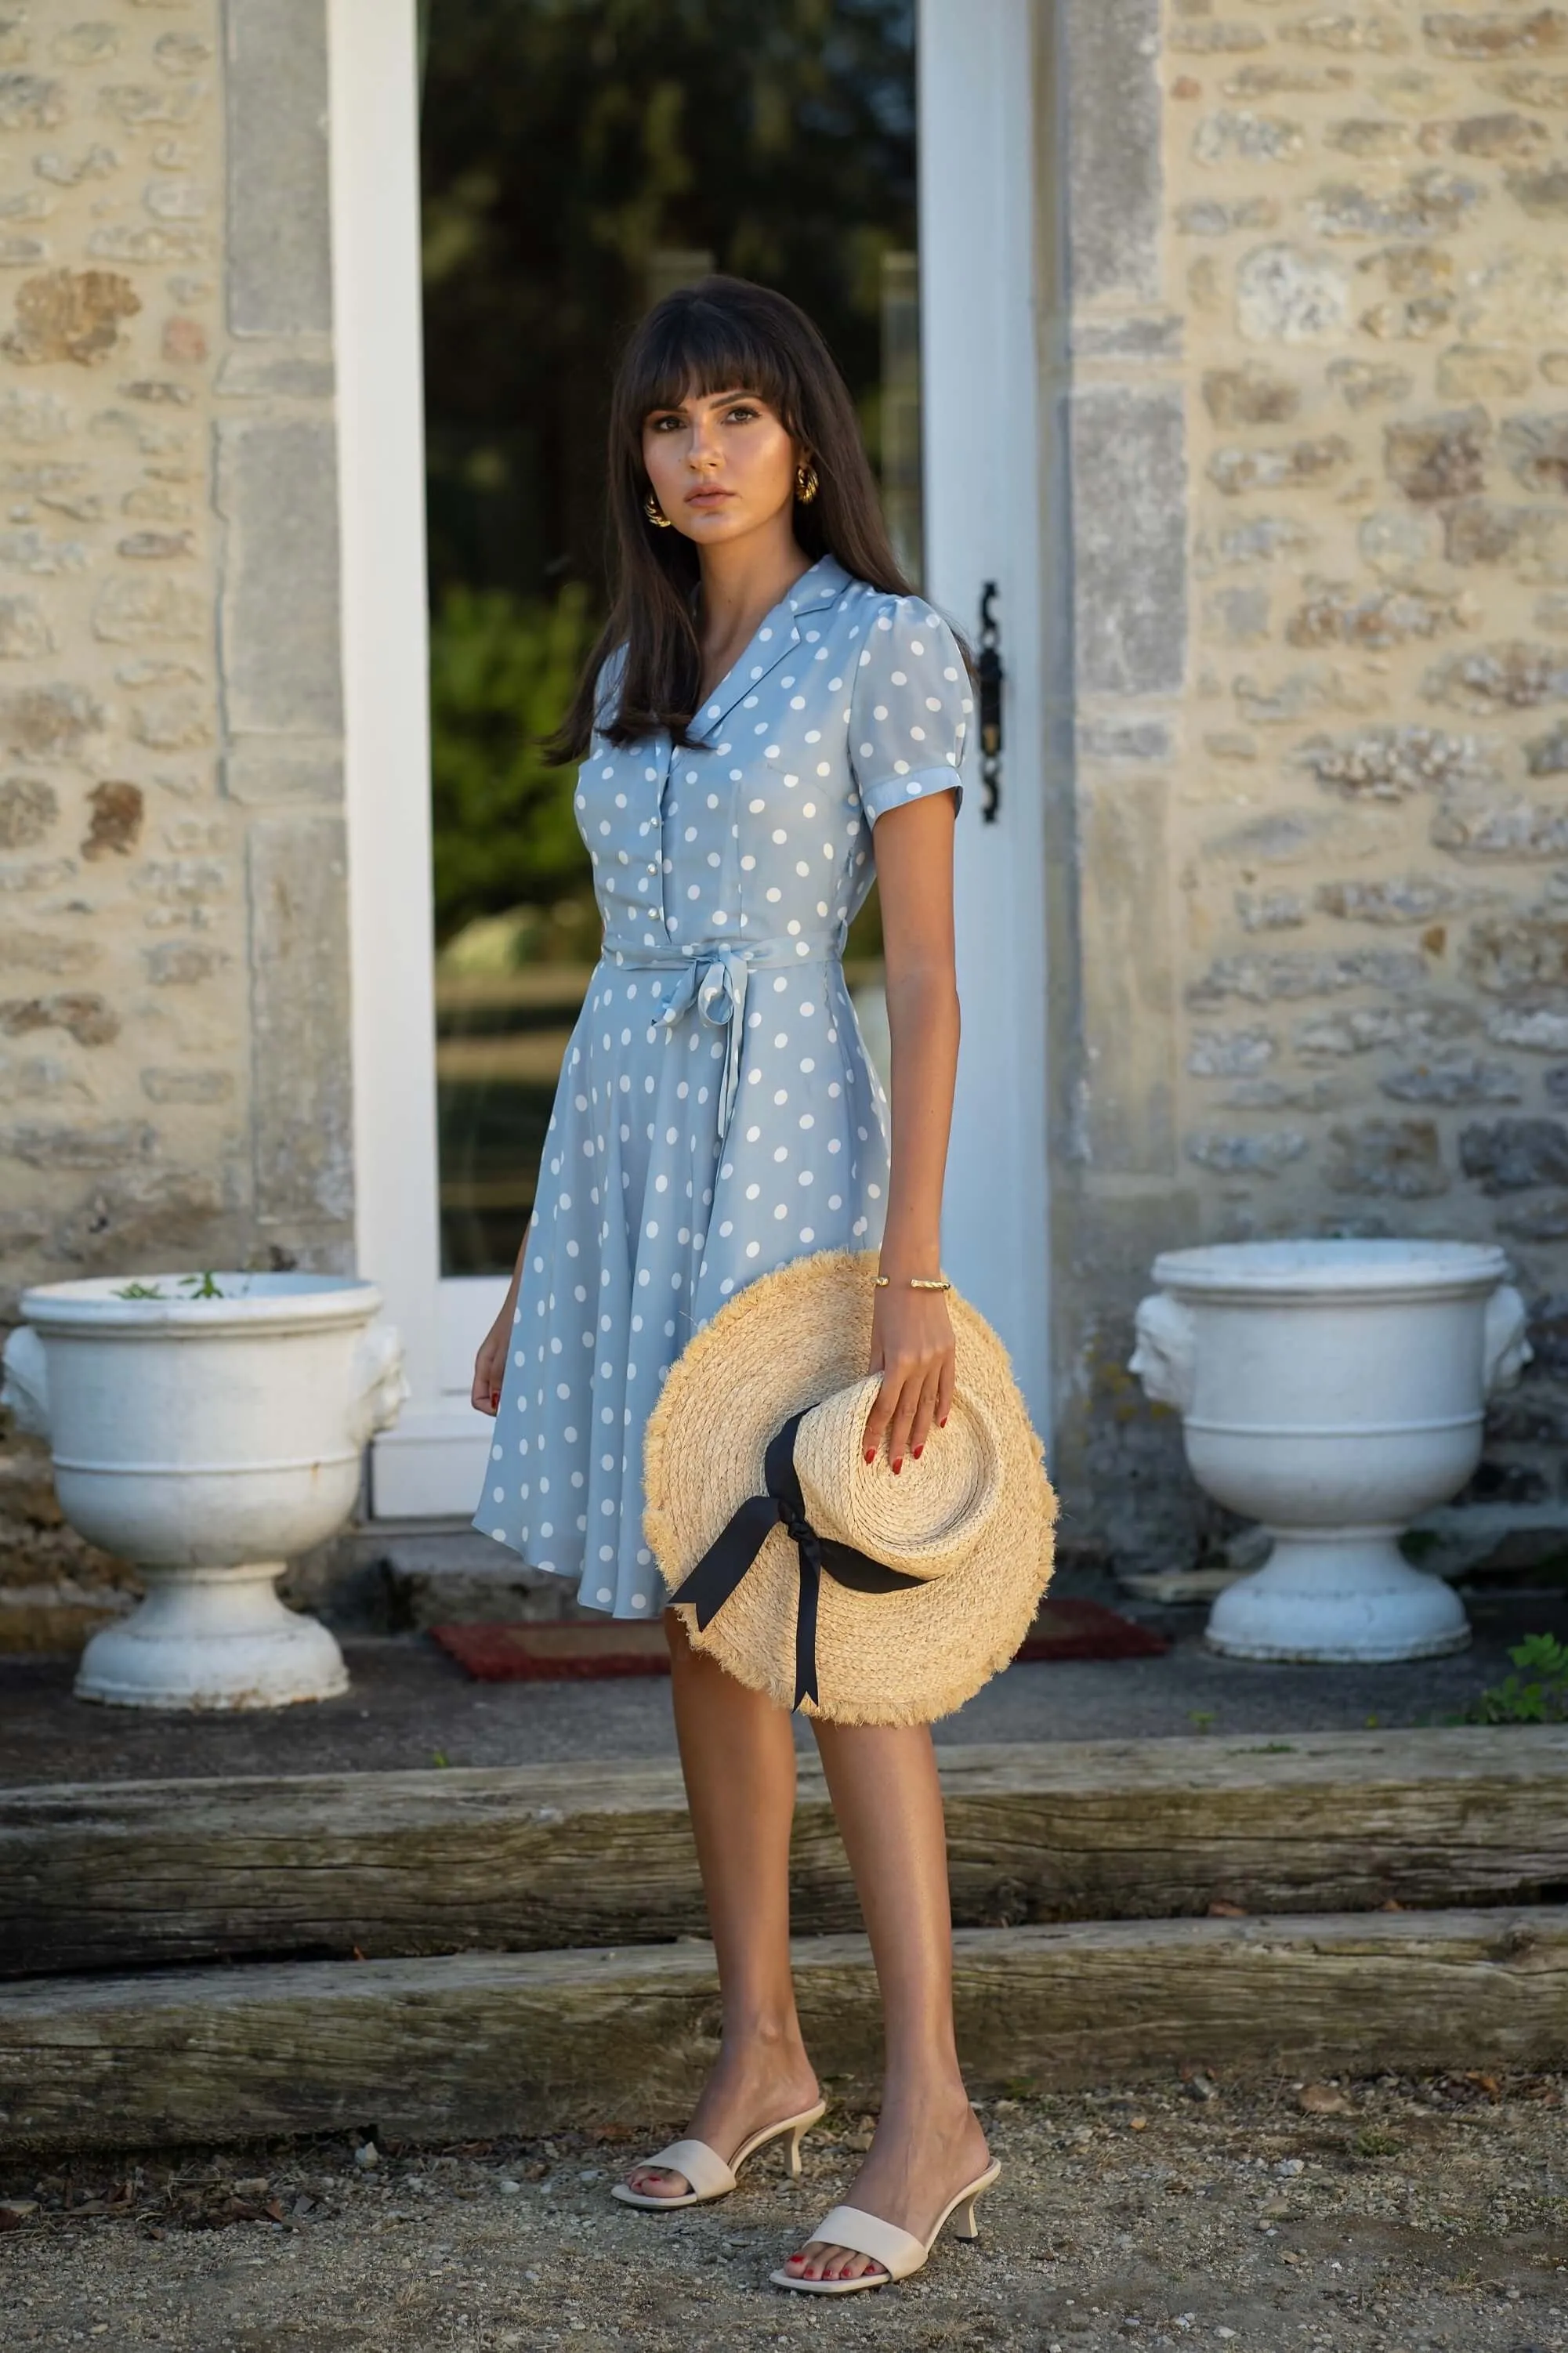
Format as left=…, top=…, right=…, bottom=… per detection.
left=429, top=581, right=599, bottom=947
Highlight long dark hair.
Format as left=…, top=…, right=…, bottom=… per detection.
left=552, top=275, right=921, bottom=759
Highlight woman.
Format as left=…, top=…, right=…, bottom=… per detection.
left=473, top=276, right=986, bottom=2290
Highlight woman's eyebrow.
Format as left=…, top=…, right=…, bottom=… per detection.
left=644, top=386, right=762, bottom=419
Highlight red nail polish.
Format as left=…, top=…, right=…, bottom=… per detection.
left=864, top=1448, right=876, bottom=1464
left=939, top=1414, right=948, bottom=1428
left=912, top=1444, right=923, bottom=1459
left=892, top=1458, right=902, bottom=1474
left=490, top=1392, right=500, bottom=1409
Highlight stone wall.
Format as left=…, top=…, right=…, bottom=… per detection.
left=1052, top=0, right=1568, bottom=1566
left=0, top=0, right=346, bottom=1627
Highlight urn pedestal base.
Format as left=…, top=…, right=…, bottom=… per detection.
left=1204, top=1528, right=1472, bottom=1663
left=74, top=1563, right=350, bottom=1712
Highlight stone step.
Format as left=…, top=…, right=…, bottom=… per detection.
left=2, top=1905, right=1563, bottom=2154
left=4, top=1727, right=1565, bottom=1976
left=286, top=1519, right=597, bottom=1634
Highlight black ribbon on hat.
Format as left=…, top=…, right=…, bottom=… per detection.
left=669, top=1409, right=926, bottom=1710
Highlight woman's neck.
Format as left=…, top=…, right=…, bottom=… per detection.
left=696, top=528, right=813, bottom=700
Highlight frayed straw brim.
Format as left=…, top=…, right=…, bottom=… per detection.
left=643, top=1248, right=1057, bottom=1726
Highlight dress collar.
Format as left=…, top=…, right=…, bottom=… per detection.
left=695, top=553, right=853, bottom=733
left=785, top=552, right=852, bottom=614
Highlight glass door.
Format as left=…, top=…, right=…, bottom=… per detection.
left=418, top=0, right=921, bottom=1300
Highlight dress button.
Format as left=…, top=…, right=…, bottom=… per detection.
left=617, top=849, right=629, bottom=866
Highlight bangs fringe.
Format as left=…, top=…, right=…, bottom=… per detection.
left=629, top=293, right=801, bottom=433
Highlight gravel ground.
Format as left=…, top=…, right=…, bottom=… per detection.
left=5, top=1589, right=1567, bottom=1784
left=2, top=2072, right=1563, bottom=2351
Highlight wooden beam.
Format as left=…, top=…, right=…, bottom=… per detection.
left=3, top=1728, right=1566, bottom=1975
left=2, top=1906, right=1564, bottom=2152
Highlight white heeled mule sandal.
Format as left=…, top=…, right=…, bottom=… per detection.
left=770, top=2158, right=1001, bottom=2293
left=611, top=2100, right=827, bottom=2211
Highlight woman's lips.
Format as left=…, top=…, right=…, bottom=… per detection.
left=686, top=487, right=733, bottom=505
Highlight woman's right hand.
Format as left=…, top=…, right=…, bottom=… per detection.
left=472, top=1284, right=520, bottom=1417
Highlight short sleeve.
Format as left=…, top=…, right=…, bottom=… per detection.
left=849, top=595, right=971, bottom=827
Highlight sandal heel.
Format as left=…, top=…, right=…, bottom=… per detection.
left=950, top=2191, right=983, bottom=2241
left=785, top=2123, right=807, bottom=2179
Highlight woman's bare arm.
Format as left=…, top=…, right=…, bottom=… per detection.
left=858, top=790, right=961, bottom=1472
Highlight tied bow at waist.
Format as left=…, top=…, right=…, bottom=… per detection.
left=631, top=940, right=838, bottom=1142
left=670, top=1410, right=924, bottom=1710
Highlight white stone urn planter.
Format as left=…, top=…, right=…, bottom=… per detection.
left=1, top=1272, right=406, bottom=1710
left=1129, top=1241, right=1530, bottom=1663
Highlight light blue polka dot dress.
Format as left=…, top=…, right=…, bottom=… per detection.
left=473, top=554, right=971, bottom=1616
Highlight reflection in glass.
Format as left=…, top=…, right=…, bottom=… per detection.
left=420, top=2, right=918, bottom=1276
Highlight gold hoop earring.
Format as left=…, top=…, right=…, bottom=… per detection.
left=644, top=491, right=673, bottom=529
left=795, top=462, right=819, bottom=506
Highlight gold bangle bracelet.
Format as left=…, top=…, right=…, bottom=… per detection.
left=875, top=1273, right=953, bottom=1291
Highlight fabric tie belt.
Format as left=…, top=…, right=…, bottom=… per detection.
left=669, top=1410, right=924, bottom=1710
left=607, top=939, right=842, bottom=1144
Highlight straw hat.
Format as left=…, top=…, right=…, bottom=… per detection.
left=643, top=1249, right=1056, bottom=1725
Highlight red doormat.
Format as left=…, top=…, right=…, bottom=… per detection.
left=430, top=1597, right=1164, bottom=1683
left=431, top=1621, right=672, bottom=1681
left=1012, top=1595, right=1168, bottom=1663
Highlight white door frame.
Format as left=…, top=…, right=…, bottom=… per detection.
left=328, top=0, right=1051, bottom=1519
left=919, top=0, right=1051, bottom=1424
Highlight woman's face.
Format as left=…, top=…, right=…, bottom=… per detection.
left=642, top=384, right=801, bottom=549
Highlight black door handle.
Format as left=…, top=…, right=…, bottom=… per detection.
left=976, top=581, right=1002, bottom=824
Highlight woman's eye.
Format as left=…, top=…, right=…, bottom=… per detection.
left=726, top=405, right=758, bottom=423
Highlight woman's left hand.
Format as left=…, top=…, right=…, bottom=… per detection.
left=862, top=1285, right=956, bottom=1472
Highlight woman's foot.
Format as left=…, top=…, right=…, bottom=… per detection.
left=623, top=2036, right=820, bottom=2201
left=780, top=2084, right=990, bottom=2284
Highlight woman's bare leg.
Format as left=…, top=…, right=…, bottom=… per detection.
left=625, top=1616, right=819, bottom=2198
left=780, top=1720, right=987, bottom=2282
